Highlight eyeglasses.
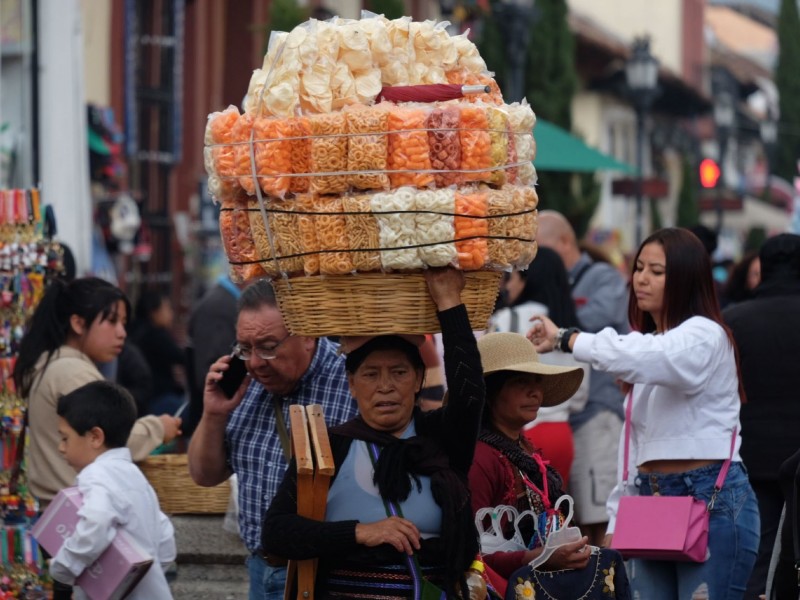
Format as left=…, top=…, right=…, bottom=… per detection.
left=232, top=333, right=291, bottom=361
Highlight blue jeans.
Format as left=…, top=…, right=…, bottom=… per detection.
left=628, top=462, right=760, bottom=600
left=246, top=554, right=287, bottom=600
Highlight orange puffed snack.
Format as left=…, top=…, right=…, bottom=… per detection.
left=346, top=106, right=390, bottom=191
left=253, top=117, right=293, bottom=198
left=445, top=70, right=504, bottom=106
left=313, top=196, right=355, bottom=275
left=387, top=107, right=434, bottom=188
left=289, top=117, right=311, bottom=193
left=454, top=189, right=489, bottom=270
left=231, top=113, right=257, bottom=194
left=309, top=113, right=349, bottom=195
left=218, top=190, right=265, bottom=283
left=459, top=106, right=491, bottom=183
left=296, top=193, right=321, bottom=276
left=206, top=106, right=241, bottom=197
left=248, top=198, right=305, bottom=278
left=427, top=106, right=463, bottom=188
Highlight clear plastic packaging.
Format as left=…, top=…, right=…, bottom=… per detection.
left=415, top=188, right=456, bottom=267
left=371, top=187, right=423, bottom=271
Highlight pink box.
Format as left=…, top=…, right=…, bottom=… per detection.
left=32, top=487, right=154, bottom=600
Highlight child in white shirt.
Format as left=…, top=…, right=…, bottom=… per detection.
left=50, top=380, right=176, bottom=599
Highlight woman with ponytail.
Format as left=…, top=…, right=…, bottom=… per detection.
left=13, top=277, right=182, bottom=508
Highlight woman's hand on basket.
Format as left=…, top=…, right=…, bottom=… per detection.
left=355, top=517, right=421, bottom=555
left=424, top=267, right=465, bottom=312
left=527, top=315, right=558, bottom=354
left=204, top=355, right=251, bottom=417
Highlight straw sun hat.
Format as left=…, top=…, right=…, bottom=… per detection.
left=477, top=332, right=584, bottom=407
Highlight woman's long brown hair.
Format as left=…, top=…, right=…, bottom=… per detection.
left=627, top=228, right=746, bottom=402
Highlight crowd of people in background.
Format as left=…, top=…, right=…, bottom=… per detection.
left=18, top=214, right=800, bottom=600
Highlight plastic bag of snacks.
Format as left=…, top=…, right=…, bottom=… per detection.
left=454, top=188, right=488, bottom=271
left=345, top=106, right=390, bottom=191
left=343, top=194, right=382, bottom=272
left=371, top=187, right=424, bottom=271
left=309, top=113, right=349, bottom=195
left=415, top=188, right=457, bottom=267
left=387, top=106, right=434, bottom=188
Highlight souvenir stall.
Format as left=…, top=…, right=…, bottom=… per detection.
left=0, top=189, right=64, bottom=599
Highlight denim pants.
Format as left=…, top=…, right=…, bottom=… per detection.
left=628, top=462, right=760, bottom=600
left=246, top=554, right=288, bottom=600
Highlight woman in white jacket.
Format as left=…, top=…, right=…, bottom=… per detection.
left=528, top=228, right=759, bottom=599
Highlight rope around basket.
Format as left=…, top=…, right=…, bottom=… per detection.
left=273, top=270, right=502, bottom=336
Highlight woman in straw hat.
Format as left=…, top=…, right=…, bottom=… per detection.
left=262, top=267, right=485, bottom=599
left=528, top=228, right=759, bottom=599
left=469, top=332, right=631, bottom=599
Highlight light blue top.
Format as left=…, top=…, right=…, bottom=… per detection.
left=325, top=421, right=443, bottom=538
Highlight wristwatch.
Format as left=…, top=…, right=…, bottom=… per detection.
left=558, top=327, right=580, bottom=353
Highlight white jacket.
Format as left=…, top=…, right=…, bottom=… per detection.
left=51, top=448, right=175, bottom=599
left=572, top=316, right=742, bottom=533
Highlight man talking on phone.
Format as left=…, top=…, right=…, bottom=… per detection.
left=188, top=280, right=356, bottom=600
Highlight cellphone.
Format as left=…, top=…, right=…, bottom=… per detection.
left=217, top=353, right=249, bottom=398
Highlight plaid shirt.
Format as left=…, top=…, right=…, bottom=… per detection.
left=224, top=337, right=356, bottom=552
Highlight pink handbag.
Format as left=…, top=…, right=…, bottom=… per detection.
left=611, top=389, right=737, bottom=562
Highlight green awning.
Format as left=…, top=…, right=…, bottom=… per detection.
left=88, top=127, right=111, bottom=155
left=533, top=119, right=635, bottom=174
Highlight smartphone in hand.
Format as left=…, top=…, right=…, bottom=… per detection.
left=217, top=353, right=249, bottom=398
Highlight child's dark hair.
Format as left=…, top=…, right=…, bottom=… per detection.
left=57, top=381, right=137, bottom=448
left=13, top=277, right=130, bottom=397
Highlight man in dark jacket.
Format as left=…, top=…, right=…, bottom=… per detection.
left=724, top=233, right=800, bottom=599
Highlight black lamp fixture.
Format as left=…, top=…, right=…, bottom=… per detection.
left=625, top=37, right=660, bottom=248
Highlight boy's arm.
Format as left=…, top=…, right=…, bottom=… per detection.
left=50, top=487, right=119, bottom=584
left=157, top=510, right=177, bottom=567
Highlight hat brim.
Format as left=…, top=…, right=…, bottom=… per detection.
left=485, top=361, right=584, bottom=407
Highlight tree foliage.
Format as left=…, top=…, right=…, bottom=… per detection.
left=265, top=0, right=308, bottom=51
left=369, top=0, right=406, bottom=20
left=519, top=0, right=599, bottom=238
left=775, top=0, right=800, bottom=181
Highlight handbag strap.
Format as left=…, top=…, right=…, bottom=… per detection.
left=366, top=442, right=436, bottom=600
left=622, top=388, right=737, bottom=494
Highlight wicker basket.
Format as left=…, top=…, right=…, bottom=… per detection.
left=139, top=454, right=231, bottom=515
left=273, top=270, right=502, bottom=336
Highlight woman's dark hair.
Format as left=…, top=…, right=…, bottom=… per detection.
left=628, top=228, right=724, bottom=333
left=344, top=336, right=425, bottom=376
left=512, top=246, right=579, bottom=328
left=723, top=251, right=759, bottom=305
left=57, top=381, right=137, bottom=448
left=13, top=277, right=130, bottom=397
left=627, top=228, right=745, bottom=401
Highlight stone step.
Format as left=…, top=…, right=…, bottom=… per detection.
left=169, top=563, right=249, bottom=600
left=171, top=514, right=248, bottom=564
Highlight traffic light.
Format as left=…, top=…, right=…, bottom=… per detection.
left=699, top=159, right=721, bottom=189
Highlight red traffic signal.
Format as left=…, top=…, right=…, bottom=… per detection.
left=699, top=159, right=721, bottom=189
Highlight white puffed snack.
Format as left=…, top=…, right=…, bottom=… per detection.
left=371, top=187, right=423, bottom=271
left=416, top=189, right=457, bottom=267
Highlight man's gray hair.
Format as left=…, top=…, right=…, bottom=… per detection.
left=237, top=279, right=277, bottom=312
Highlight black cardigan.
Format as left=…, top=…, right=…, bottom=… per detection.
left=261, top=304, right=484, bottom=576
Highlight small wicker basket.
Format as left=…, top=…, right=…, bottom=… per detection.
left=273, top=270, right=502, bottom=336
left=139, top=454, right=231, bottom=515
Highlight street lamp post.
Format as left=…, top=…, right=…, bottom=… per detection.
left=625, top=37, right=660, bottom=248
left=713, top=92, right=735, bottom=233
left=760, top=110, right=778, bottom=192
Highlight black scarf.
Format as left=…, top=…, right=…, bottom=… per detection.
left=331, top=411, right=477, bottom=598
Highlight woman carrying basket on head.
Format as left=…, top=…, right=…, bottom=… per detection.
left=261, top=267, right=486, bottom=599
left=528, top=228, right=759, bottom=598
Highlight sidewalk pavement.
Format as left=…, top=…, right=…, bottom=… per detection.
left=168, top=515, right=250, bottom=599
